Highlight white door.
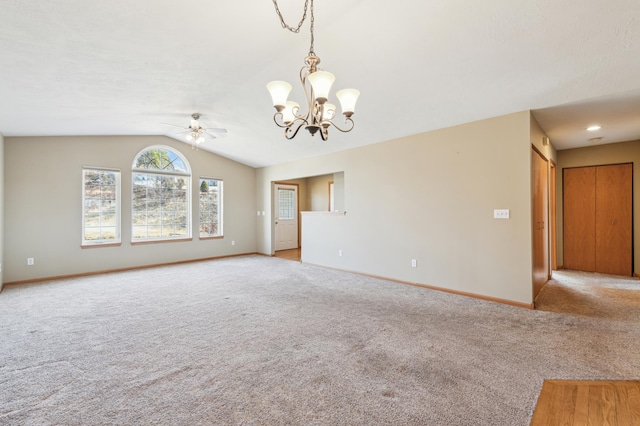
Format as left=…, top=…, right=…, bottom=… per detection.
left=274, top=184, right=298, bottom=251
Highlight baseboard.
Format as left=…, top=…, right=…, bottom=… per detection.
left=409, top=281, right=534, bottom=309
left=3, top=252, right=259, bottom=287
left=302, top=262, right=534, bottom=309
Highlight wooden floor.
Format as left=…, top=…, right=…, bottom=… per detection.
left=274, top=248, right=301, bottom=262
left=531, top=380, right=640, bottom=425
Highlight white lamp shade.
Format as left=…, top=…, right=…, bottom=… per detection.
left=186, top=133, right=194, bottom=142
left=196, top=136, right=205, bottom=144
left=336, top=89, right=360, bottom=114
left=282, top=101, right=300, bottom=124
left=322, top=103, right=336, bottom=121
left=266, top=81, right=292, bottom=108
left=308, top=71, right=335, bottom=103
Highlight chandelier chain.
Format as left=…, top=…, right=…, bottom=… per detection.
left=271, top=0, right=315, bottom=54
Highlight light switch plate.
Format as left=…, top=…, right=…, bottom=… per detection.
left=494, top=209, right=510, bottom=219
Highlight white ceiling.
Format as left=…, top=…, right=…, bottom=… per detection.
left=1, top=0, right=639, bottom=168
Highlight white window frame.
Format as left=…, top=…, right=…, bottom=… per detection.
left=82, top=167, right=121, bottom=247
left=131, top=145, right=192, bottom=243
left=199, top=177, right=223, bottom=239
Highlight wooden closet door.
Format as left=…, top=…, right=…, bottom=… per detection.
left=595, top=164, right=632, bottom=276
left=532, top=148, right=549, bottom=298
left=563, top=167, right=596, bottom=272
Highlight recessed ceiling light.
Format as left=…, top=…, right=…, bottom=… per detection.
left=586, top=125, right=602, bottom=131
left=589, top=137, right=603, bottom=143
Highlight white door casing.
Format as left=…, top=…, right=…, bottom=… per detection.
left=274, top=183, right=298, bottom=251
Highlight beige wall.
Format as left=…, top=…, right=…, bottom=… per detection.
left=257, top=111, right=536, bottom=305
left=306, top=174, right=334, bottom=211
left=4, top=136, right=257, bottom=283
left=556, top=140, right=640, bottom=273
left=0, top=133, right=4, bottom=291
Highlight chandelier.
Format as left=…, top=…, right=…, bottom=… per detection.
left=266, top=0, right=360, bottom=141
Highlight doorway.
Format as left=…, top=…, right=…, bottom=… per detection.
left=274, top=183, right=299, bottom=251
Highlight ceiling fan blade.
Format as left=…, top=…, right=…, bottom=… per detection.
left=205, top=127, right=228, bottom=134
left=204, top=132, right=218, bottom=139
left=161, top=123, right=187, bottom=129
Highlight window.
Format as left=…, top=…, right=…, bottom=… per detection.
left=278, top=188, right=295, bottom=220
left=199, top=178, right=223, bottom=238
left=132, top=146, right=191, bottom=242
left=82, top=167, right=121, bottom=246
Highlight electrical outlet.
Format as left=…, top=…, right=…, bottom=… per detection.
left=231, top=240, right=236, bottom=246
left=27, top=257, right=35, bottom=266
left=411, top=259, right=417, bottom=268
left=493, top=209, right=510, bottom=219
left=338, top=249, right=343, bottom=257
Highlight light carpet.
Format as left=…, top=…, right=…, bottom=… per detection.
left=1, top=256, right=639, bottom=425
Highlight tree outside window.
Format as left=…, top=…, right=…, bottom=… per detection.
left=199, top=178, right=223, bottom=238
left=82, top=168, right=121, bottom=246
left=132, top=146, right=191, bottom=242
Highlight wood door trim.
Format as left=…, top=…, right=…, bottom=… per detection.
left=532, top=144, right=548, bottom=161
left=273, top=182, right=301, bottom=250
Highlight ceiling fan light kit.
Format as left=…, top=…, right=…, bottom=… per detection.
left=162, top=113, right=228, bottom=150
left=266, top=0, right=360, bottom=141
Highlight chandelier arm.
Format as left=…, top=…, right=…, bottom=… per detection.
left=273, top=113, right=289, bottom=129
left=284, top=121, right=307, bottom=140
left=299, top=66, right=315, bottom=123
left=326, top=117, right=355, bottom=133
left=274, top=112, right=309, bottom=129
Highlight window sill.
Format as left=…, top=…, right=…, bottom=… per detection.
left=131, top=237, right=193, bottom=246
left=200, top=235, right=224, bottom=240
left=81, top=242, right=123, bottom=249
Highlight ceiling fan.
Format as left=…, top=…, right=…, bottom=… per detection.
left=162, top=113, right=227, bottom=149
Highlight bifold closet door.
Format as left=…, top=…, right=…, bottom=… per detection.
left=563, top=167, right=596, bottom=272
left=595, top=164, right=632, bottom=276
left=563, top=164, right=632, bottom=276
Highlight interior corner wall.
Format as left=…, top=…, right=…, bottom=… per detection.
left=4, top=136, right=257, bottom=283
left=256, top=111, right=534, bottom=305
left=530, top=113, right=557, bottom=162
left=0, top=133, right=4, bottom=292
left=556, top=140, right=640, bottom=273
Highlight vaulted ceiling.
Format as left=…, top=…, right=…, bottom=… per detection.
left=1, top=0, right=639, bottom=167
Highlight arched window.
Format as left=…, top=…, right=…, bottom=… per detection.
left=131, top=146, right=191, bottom=242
